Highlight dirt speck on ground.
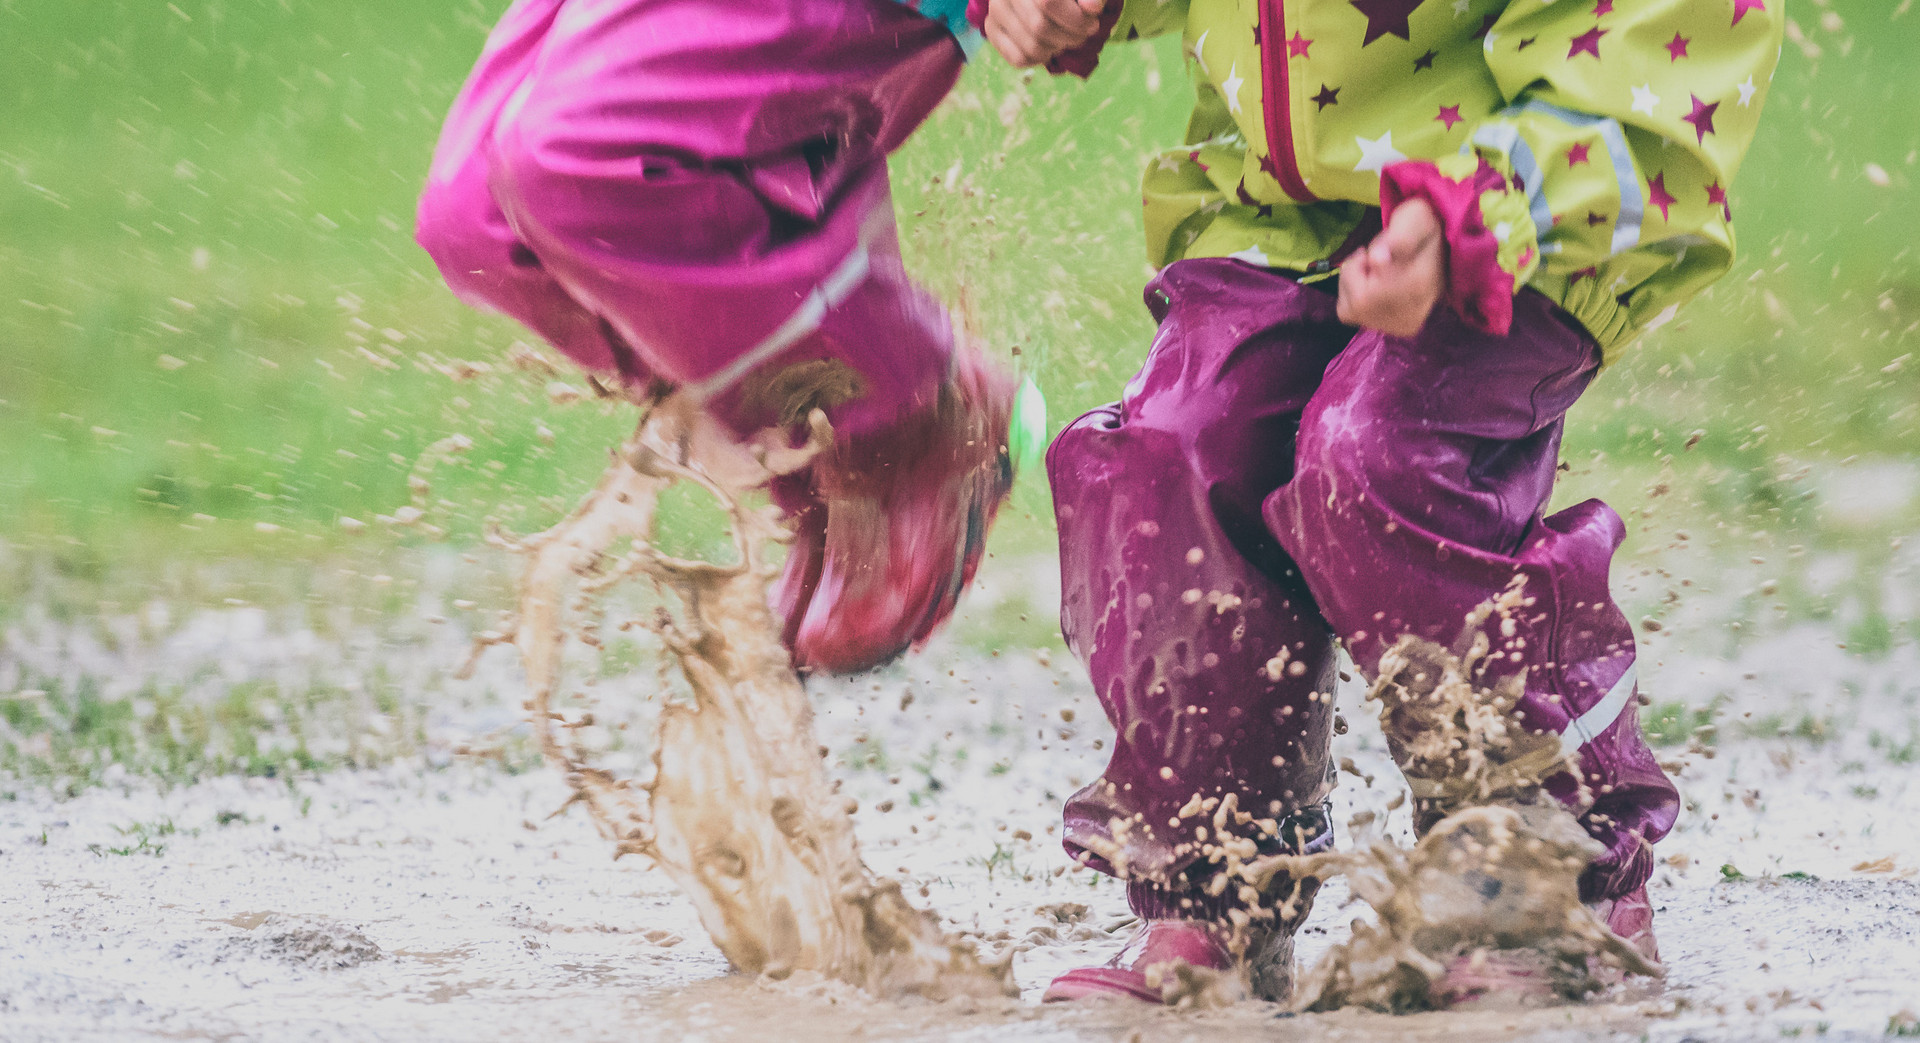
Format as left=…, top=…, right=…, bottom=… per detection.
left=212, top=914, right=384, bottom=970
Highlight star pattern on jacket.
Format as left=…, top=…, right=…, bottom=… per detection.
left=1682, top=94, right=1719, bottom=142
left=1354, top=131, right=1407, bottom=172
left=1705, top=181, right=1731, bottom=221
left=1094, top=0, right=1782, bottom=349
left=1222, top=64, right=1246, bottom=112
left=1350, top=0, right=1423, bottom=46
left=1569, top=26, right=1606, bottom=59
left=1647, top=172, right=1678, bottom=221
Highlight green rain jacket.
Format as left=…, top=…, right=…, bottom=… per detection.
left=1000, top=0, right=1786, bottom=352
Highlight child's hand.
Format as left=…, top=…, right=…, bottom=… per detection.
left=984, top=0, right=1106, bottom=68
left=1337, top=198, right=1446, bottom=339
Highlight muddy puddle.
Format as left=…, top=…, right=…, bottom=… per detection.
left=4, top=514, right=1920, bottom=1039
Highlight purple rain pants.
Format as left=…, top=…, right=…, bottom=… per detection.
left=1049, top=259, right=1679, bottom=913
left=415, top=0, right=963, bottom=439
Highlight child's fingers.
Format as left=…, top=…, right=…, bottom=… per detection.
left=985, top=27, right=1034, bottom=66
left=1368, top=236, right=1394, bottom=268
left=1380, top=199, right=1442, bottom=265
left=1336, top=257, right=1375, bottom=326
left=986, top=7, right=1048, bottom=65
left=984, top=0, right=1102, bottom=67
left=1031, top=0, right=1101, bottom=42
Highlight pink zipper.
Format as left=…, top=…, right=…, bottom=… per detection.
left=1259, top=0, right=1319, bottom=203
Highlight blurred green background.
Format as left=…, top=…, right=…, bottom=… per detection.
left=0, top=0, right=1914, bottom=610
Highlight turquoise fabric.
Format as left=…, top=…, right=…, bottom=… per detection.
left=903, top=0, right=983, bottom=56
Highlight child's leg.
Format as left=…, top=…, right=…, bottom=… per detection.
left=485, top=0, right=965, bottom=440
left=419, top=0, right=1009, bottom=674
left=1265, top=292, right=1679, bottom=904
left=1050, top=260, right=1350, bottom=913
left=414, top=0, right=634, bottom=378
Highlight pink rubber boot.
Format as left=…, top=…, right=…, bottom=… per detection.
left=775, top=345, right=1015, bottom=674
left=1434, top=885, right=1661, bottom=1006
left=1044, top=866, right=1323, bottom=1005
left=1042, top=920, right=1246, bottom=1004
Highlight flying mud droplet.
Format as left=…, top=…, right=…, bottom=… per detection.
left=471, top=394, right=1013, bottom=1000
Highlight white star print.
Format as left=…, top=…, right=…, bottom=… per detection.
left=1228, top=245, right=1271, bottom=266
left=1631, top=84, right=1661, bottom=116
left=1192, top=30, right=1210, bottom=74
left=1354, top=131, right=1407, bottom=173
left=1453, top=0, right=1471, bottom=16
left=1484, top=32, right=1499, bottom=50
left=1221, top=64, right=1244, bottom=114
left=1493, top=221, right=1514, bottom=242
left=1155, top=154, right=1184, bottom=173
left=1737, top=76, right=1757, bottom=106
left=1644, top=304, right=1679, bottom=332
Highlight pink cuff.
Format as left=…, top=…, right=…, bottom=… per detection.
left=966, top=0, right=1121, bottom=79
left=1379, top=160, right=1517, bottom=337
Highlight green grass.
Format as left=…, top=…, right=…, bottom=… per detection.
left=1643, top=699, right=1720, bottom=748
left=1, top=1, right=1916, bottom=621
left=0, top=670, right=425, bottom=794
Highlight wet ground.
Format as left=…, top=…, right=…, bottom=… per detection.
left=4, top=541, right=1919, bottom=1041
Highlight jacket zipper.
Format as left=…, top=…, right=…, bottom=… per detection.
left=1259, top=0, right=1318, bottom=203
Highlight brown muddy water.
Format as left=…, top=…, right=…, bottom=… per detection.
left=3, top=532, right=1919, bottom=1041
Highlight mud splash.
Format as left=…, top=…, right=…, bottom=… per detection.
left=466, top=395, right=1013, bottom=1000
left=1234, top=587, right=1659, bottom=1012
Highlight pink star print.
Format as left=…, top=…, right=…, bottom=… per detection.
left=1683, top=95, right=1720, bottom=143
left=1288, top=31, right=1314, bottom=58
left=1732, top=0, right=1766, bottom=27
left=1567, top=143, right=1592, bottom=167
left=1592, top=0, right=1614, bottom=14
left=1665, top=33, right=1690, bottom=61
left=1436, top=105, right=1464, bottom=130
left=1648, top=172, right=1678, bottom=221
left=1349, top=0, right=1422, bottom=46
left=1706, top=181, right=1731, bottom=220
left=1568, top=26, right=1606, bottom=59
